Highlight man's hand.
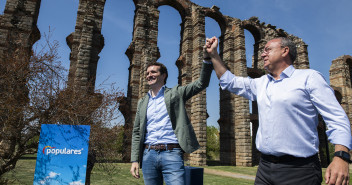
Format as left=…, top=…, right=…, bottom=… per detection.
left=325, top=157, right=349, bottom=185
left=130, top=162, right=140, bottom=179
left=325, top=145, right=350, bottom=185
left=204, top=37, right=218, bottom=59
left=203, top=36, right=227, bottom=79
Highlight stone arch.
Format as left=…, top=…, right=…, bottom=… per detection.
left=156, top=5, right=183, bottom=87
left=242, top=18, right=264, bottom=70
left=125, top=0, right=211, bottom=165
left=241, top=18, right=266, bottom=166
left=6, top=0, right=352, bottom=169
left=155, top=0, right=191, bottom=20
left=203, top=7, right=226, bottom=164
left=203, top=6, right=228, bottom=36
left=1, top=0, right=310, bottom=166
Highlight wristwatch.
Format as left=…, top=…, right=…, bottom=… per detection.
left=334, top=151, right=352, bottom=163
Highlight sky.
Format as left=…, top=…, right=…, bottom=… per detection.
left=1, top=0, right=352, bottom=128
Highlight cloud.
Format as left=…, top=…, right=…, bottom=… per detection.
left=69, top=180, right=84, bottom=185
left=48, top=171, right=60, bottom=178
left=38, top=171, right=61, bottom=184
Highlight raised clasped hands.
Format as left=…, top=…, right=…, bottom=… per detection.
left=203, top=36, right=219, bottom=60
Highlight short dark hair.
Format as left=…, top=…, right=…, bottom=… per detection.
left=146, top=62, right=168, bottom=84
left=277, top=37, right=297, bottom=63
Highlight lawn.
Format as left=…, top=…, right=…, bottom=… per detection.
left=2, top=159, right=253, bottom=185
left=2, top=158, right=351, bottom=184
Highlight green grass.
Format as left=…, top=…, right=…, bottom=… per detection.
left=2, top=158, right=351, bottom=185
left=2, top=159, right=252, bottom=184
left=1, top=159, right=36, bottom=185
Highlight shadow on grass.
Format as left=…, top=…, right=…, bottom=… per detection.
left=207, top=160, right=221, bottom=166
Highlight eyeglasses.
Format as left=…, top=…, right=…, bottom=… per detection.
left=262, top=47, right=272, bottom=54
left=262, top=46, right=286, bottom=54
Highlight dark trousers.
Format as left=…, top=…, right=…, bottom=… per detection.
left=254, top=154, right=322, bottom=185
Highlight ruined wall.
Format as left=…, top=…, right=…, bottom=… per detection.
left=0, top=0, right=41, bottom=61
left=330, top=55, right=352, bottom=127
left=0, top=0, right=41, bottom=158
left=3, top=0, right=349, bottom=167
left=123, top=0, right=311, bottom=166
left=329, top=55, right=352, bottom=167
left=66, top=0, right=106, bottom=93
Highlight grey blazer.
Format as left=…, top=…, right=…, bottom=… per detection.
left=130, top=63, right=213, bottom=168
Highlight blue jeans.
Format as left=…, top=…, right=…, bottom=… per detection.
left=142, top=148, right=185, bottom=185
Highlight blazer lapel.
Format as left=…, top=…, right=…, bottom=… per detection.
left=164, top=87, right=171, bottom=116
left=139, top=95, right=149, bottom=129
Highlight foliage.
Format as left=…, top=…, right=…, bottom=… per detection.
left=206, top=126, right=220, bottom=160
left=93, top=125, right=125, bottom=162
left=0, top=31, right=125, bottom=182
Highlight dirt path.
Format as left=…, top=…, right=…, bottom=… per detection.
left=203, top=168, right=256, bottom=181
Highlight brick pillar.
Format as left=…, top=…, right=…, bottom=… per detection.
left=232, top=21, right=252, bottom=167
left=330, top=55, right=352, bottom=127
left=177, top=16, right=193, bottom=87
left=123, top=3, right=160, bottom=162
left=176, top=14, right=193, bottom=164
left=329, top=55, right=352, bottom=168
left=66, top=0, right=106, bottom=93
left=219, top=23, right=237, bottom=165
left=0, top=0, right=41, bottom=157
left=188, top=5, right=207, bottom=166
left=0, top=0, right=41, bottom=60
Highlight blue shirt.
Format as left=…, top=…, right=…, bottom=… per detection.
left=144, top=86, right=179, bottom=145
left=220, top=65, right=352, bottom=157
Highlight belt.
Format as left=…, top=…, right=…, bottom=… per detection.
left=145, top=144, right=181, bottom=151
left=261, top=153, right=318, bottom=163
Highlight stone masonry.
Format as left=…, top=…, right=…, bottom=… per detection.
left=330, top=55, right=352, bottom=129
left=0, top=0, right=41, bottom=158
left=1, top=0, right=351, bottom=167
left=66, top=0, right=106, bottom=93
left=329, top=55, right=352, bottom=167
left=123, top=0, right=311, bottom=166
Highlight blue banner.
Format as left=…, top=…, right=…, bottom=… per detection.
left=33, top=124, right=90, bottom=185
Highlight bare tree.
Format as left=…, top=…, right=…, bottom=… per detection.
left=0, top=32, right=125, bottom=184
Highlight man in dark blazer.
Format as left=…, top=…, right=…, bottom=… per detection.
left=130, top=58, right=213, bottom=185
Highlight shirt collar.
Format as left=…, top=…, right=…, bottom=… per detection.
left=148, top=85, right=165, bottom=98
left=267, top=65, right=295, bottom=81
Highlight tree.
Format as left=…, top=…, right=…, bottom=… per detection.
left=206, top=126, right=220, bottom=160
left=0, top=32, right=125, bottom=184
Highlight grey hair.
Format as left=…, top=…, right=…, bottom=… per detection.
left=278, top=37, right=297, bottom=63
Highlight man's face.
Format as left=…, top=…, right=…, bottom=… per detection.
left=261, top=38, right=285, bottom=73
left=146, top=65, right=166, bottom=88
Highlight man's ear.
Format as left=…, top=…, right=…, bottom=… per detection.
left=282, top=46, right=289, bottom=58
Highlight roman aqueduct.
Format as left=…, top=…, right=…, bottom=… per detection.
left=1, top=0, right=351, bottom=167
